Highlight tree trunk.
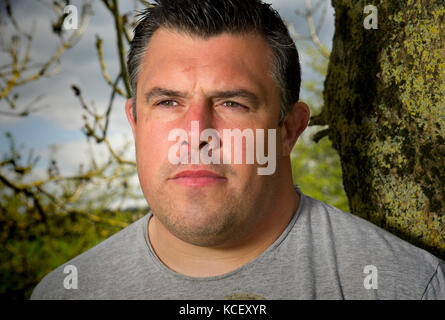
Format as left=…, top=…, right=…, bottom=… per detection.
left=321, top=0, right=445, bottom=259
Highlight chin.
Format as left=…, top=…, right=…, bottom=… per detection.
left=160, top=207, right=241, bottom=245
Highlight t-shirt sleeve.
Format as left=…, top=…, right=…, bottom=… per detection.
left=422, top=260, right=445, bottom=300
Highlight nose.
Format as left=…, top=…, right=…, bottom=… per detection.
left=185, top=98, right=215, bottom=149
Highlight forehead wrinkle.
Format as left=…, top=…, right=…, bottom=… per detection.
left=138, top=29, right=279, bottom=110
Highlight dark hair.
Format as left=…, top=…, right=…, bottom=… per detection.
left=127, top=0, right=301, bottom=125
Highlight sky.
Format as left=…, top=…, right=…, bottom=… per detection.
left=0, top=0, right=335, bottom=180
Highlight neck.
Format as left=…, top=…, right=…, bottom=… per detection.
left=148, top=171, right=299, bottom=278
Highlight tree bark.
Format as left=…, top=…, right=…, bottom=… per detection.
left=322, top=0, right=445, bottom=259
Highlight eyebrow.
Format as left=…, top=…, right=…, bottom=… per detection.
left=144, top=87, right=260, bottom=108
left=210, top=89, right=260, bottom=108
left=144, top=87, right=188, bottom=103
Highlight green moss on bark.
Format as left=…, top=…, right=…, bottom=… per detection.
left=324, top=0, right=445, bottom=258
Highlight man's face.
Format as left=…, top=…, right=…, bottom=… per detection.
left=127, top=28, right=289, bottom=247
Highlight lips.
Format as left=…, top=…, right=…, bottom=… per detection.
left=170, top=170, right=226, bottom=187
left=172, top=170, right=223, bottom=179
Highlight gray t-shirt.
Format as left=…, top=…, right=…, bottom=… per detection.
left=31, top=187, right=445, bottom=299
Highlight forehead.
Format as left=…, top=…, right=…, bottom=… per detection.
left=137, top=28, right=278, bottom=99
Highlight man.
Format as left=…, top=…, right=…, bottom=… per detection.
left=31, top=0, right=444, bottom=299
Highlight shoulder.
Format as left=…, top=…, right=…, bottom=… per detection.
left=295, top=193, right=445, bottom=299
left=30, top=214, right=150, bottom=300
left=422, top=260, right=445, bottom=299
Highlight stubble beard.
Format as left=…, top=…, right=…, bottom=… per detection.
left=149, top=183, right=251, bottom=247
left=142, top=160, right=272, bottom=248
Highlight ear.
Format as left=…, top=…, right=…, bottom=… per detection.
left=125, top=98, right=136, bottom=137
left=280, top=102, right=310, bottom=157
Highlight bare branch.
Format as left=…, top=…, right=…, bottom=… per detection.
left=102, top=74, right=122, bottom=139
left=0, top=173, right=48, bottom=227
left=103, top=0, right=132, bottom=97
left=0, top=1, right=93, bottom=99
left=0, top=94, right=48, bottom=117
left=316, top=0, right=329, bottom=35
left=104, top=138, right=136, bottom=166
left=305, top=0, right=330, bottom=59
left=289, top=0, right=330, bottom=59
left=309, top=108, right=328, bottom=127
left=285, top=20, right=308, bottom=41
left=95, top=35, right=128, bottom=98
left=312, top=128, right=331, bottom=143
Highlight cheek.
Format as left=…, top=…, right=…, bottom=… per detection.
left=135, top=125, right=169, bottom=180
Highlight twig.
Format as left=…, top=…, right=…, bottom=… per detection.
left=305, top=0, right=330, bottom=59
left=312, top=128, right=331, bottom=143
left=0, top=1, right=92, bottom=98
left=95, top=35, right=128, bottom=98
left=108, top=0, right=132, bottom=96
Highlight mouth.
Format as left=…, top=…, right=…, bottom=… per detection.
left=170, top=170, right=227, bottom=187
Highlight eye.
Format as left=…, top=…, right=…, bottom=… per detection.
left=156, top=100, right=179, bottom=107
left=223, top=101, right=248, bottom=110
